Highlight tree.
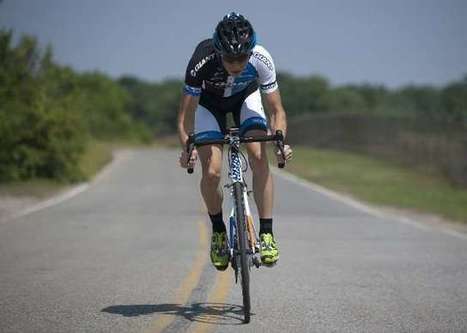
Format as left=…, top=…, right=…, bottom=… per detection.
left=441, top=75, right=467, bottom=123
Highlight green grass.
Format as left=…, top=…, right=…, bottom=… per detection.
left=78, top=140, right=114, bottom=180
left=286, top=146, right=467, bottom=223
left=79, top=139, right=158, bottom=179
left=0, top=179, right=67, bottom=199
left=0, top=140, right=121, bottom=198
left=0, top=138, right=163, bottom=199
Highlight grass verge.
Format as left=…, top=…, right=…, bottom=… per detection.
left=0, top=140, right=138, bottom=199
left=79, top=140, right=114, bottom=180
left=0, top=179, right=67, bottom=199
left=286, top=146, right=467, bottom=223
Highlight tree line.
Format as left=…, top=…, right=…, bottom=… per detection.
left=0, top=30, right=150, bottom=182
left=277, top=73, right=467, bottom=122
left=1, top=30, right=466, bottom=183
left=119, top=70, right=467, bottom=134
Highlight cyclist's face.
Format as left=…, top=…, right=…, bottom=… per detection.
left=221, top=53, right=250, bottom=76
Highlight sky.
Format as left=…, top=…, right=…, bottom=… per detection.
left=1, top=0, right=466, bottom=87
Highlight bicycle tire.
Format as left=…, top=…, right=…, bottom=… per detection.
left=233, top=181, right=251, bottom=323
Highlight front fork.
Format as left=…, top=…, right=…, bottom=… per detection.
left=243, top=188, right=259, bottom=253
left=228, top=182, right=261, bottom=281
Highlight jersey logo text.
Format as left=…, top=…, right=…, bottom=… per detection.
left=190, top=54, right=216, bottom=77
left=253, top=52, right=273, bottom=71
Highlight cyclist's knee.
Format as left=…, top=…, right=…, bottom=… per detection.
left=198, top=145, right=223, bottom=181
left=248, top=147, right=269, bottom=172
left=244, top=130, right=268, bottom=165
left=202, top=167, right=221, bottom=185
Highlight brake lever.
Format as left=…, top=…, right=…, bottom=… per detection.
left=275, top=130, right=286, bottom=169
left=186, top=133, right=195, bottom=174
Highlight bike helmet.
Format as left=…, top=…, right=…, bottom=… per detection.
left=213, top=12, right=256, bottom=56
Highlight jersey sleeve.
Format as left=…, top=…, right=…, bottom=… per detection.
left=251, top=45, right=278, bottom=94
left=183, top=40, right=211, bottom=97
left=183, top=45, right=203, bottom=96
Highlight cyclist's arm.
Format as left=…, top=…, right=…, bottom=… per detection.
left=179, top=40, right=208, bottom=147
left=263, top=89, right=287, bottom=137
left=177, top=94, right=200, bottom=147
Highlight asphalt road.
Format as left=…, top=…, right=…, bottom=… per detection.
left=1, top=149, right=467, bottom=333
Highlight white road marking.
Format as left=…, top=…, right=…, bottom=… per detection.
left=11, top=183, right=89, bottom=220
left=273, top=168, right=467, bottom=241
left=6, top=150, right=130, bottom=222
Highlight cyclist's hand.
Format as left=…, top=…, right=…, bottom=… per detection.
left=179, top=148, right=198, bottom=169
left=276, top=144, right=293, bottom=165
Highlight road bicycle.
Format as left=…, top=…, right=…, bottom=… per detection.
left=185, top=128, right=286, bottom=323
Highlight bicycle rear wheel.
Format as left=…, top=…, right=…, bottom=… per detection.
left=233, top=181, right=251, bottom=323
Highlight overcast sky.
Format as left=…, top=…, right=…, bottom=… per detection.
left=1, top=0, right=466, bottom=87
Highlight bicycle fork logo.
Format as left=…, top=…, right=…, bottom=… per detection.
left=230, top=153, right=242, bottom=182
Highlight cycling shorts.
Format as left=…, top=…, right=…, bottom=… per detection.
left=194, top=89, right=268, bottom=141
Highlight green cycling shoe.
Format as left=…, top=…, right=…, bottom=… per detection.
left=210, top=232, right=229, bottom=271
left=259, top=233, right=279, bottom=266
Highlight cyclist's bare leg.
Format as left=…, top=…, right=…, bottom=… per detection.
left=244, top=129, right=273, bottom=219
left=243, top=129, right=279, bottom=264
left=199, top=144, right=229, bottom=270
left=198, top=144, right=224, bottom=215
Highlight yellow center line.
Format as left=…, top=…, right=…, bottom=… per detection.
left=190, top=269, right=233, bottom=333
left=145, top=220, right=209, bottom=333
left=190, top=203, right=234, bottom=333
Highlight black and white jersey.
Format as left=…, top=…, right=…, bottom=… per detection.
left=184, top=39, right=278, bottom=98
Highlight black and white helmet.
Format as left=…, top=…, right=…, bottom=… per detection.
left=213, top=12, right=256, bottom=56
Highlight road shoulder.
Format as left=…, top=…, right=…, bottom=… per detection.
left=0, top=150, right=131, bottom=223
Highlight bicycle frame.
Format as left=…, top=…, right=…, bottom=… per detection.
left=224, top=129, right=261, bottom=271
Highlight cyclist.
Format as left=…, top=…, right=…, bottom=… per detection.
left=178, top=12, right=292, bottom=270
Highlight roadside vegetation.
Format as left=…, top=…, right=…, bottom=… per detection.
left=0, top=30, right=152, bottom=188
left=286, top=147, right=467, bottom=223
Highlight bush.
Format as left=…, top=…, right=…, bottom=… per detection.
left=0, top=30, right=150, bottom=183
left=0, top=85, right=87, bottom=182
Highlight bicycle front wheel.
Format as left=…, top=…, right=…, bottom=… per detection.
left=233, top=181, right=251, bottom=323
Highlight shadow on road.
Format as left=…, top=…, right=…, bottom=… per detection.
left=101, top=302, right=248, bottom=325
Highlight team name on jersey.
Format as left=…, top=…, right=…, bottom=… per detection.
left=190, top=53, right=216, bottom=77
left=252, top=52, right=273, bottom=71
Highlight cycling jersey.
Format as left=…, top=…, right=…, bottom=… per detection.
left=184, top=39, right=278, bottom=98
left=184, top=38, right=278, bottom=140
